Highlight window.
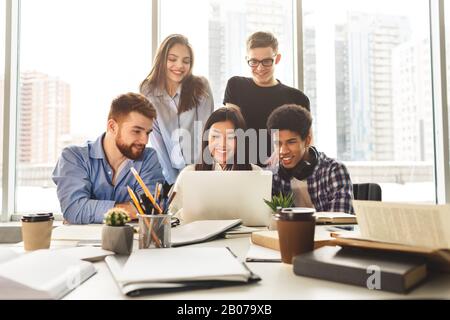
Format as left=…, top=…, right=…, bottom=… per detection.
left=303, top=0, right=434, bottom=202
left=0, top=0, right=6, bottom=210
left=16, top=0, right=152, bottom=214
left=160, top=0, right=295, bottom=105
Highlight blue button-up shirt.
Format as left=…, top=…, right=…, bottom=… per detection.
left=144, top=78, right=214, bottom=184
left=52, top=133, right=165, bottom=224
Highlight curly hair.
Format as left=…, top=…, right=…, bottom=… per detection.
left=266, top=104, right=312, bottom=140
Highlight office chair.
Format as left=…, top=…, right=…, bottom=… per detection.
left=352, top=183, right=382, bottom=201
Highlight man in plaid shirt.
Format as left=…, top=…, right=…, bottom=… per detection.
left=267, top=104, right=354, bottom=214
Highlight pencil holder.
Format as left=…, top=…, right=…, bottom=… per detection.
left=138, top=214, right=171, bottom=249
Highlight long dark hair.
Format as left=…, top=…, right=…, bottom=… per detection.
left=195, top=106, right=252, bottom=171
left=139, top=34, right=208, bottom=114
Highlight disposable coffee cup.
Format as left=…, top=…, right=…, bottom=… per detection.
left=274, top=207, right=316, bottom=264
left=21, top=213, right=54, bottom=251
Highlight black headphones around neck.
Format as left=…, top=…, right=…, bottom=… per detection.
left=278, top=146, right=319, bottom=181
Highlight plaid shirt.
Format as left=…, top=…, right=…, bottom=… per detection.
left=272, top=151, right=354, bottom=214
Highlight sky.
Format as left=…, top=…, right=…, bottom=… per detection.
left=19, top=0, right=153, bottom=139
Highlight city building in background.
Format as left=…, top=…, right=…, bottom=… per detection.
left=303, top=8, right=434, bottom=201
left=18, top=71, right=71, bottom=165
left=305, top=12, right=413, bottom=161
left=392, top=38, right=433, bottom=162
left=16, top=71, right=71, bottom=188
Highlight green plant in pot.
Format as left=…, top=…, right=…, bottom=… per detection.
left=102, top=208, right=134, bottom=255
left=264, top=192, right=295, bottom=230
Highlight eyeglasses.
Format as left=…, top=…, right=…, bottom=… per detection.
left=246, top=54, right=277, bottom=67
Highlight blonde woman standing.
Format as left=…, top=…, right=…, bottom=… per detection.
left=140, top=34, right=214, bottom=187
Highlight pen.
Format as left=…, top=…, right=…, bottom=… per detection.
left=130, top=167, right=163, bottom=214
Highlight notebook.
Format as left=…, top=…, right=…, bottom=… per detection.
left=293, top=246, right=427, bottom=293
left=0, top=249, right=96, bottom=299
left=171, top=219, right=242, bottom=246
left=105, top=247, right=260, bottom=296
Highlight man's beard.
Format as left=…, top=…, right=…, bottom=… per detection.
left=116, top=137, right=145, bottom=160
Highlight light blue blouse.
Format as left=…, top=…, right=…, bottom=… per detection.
left=144, top=78, right=214, bottom=184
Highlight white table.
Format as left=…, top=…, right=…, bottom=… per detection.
left=64, top=236, right=450, bottom=300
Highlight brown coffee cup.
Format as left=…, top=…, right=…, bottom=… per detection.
left=21, top=213, right=54, bottom=251
left=274, top=207, right=316, bottom=264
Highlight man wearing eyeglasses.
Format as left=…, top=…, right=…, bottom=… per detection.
left=223, top=31, right=310, bottom=168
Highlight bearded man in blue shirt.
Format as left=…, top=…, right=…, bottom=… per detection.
left=52, top=93, right=165, bottom=224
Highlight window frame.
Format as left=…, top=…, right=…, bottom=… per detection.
left=1, top=0, right=19, bottom=222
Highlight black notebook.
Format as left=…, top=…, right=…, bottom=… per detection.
left=293, top=246, right=427, bottom=293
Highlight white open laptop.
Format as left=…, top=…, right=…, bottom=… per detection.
left=181, top=170, right=273, bottom=226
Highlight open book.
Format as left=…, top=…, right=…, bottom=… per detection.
left=353, top=200, right=450, bottom=249
left=0, top=248, right=96, bottom=299
left=105, top=247, right=260, bottom=296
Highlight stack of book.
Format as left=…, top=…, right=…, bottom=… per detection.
left=292, top=201, right=450, bottom=293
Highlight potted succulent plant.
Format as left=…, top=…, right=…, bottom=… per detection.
left=101, top=208, right=134, bottom=255
left=264, top=192, right=295, bottom=230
